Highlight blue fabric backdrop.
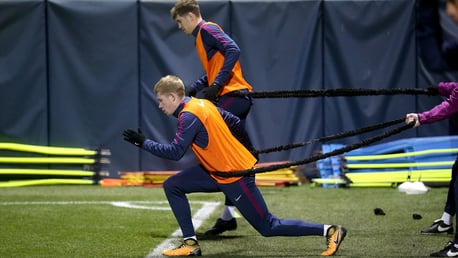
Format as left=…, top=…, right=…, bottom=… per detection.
left=1, top=0, right=457, bottom=176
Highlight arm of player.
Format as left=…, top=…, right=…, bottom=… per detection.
left=142, top=112, right=204, bottom=161
left=201, top=24, right=240, bottom=86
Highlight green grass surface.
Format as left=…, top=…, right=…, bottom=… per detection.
left=0, top=185, right=452, bottom=257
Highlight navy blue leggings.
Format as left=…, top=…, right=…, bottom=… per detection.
left=163, top=165, right=324, bottom=238
left=445, top=157, right=458, bottom=218
left=217, top=93, right=252, bottom=121
left=443, top=156, right=458, bottom=242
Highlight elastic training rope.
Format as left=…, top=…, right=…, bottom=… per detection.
left=227, top=87, right=438, bottom=98
left=213, top=120, right=416, bottom=178
left=253, top=118, right=404, bottom=155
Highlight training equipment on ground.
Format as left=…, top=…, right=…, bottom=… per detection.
left=0, top=142, right=110, bottom=187
left=314, top=136, right=458, bottom=188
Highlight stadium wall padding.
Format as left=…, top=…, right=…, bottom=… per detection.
left=1, top=0, right=457, bottom=176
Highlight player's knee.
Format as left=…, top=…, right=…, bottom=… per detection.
left=257, top=228, right=275, bottom=237
left=254, top=215, right=278, bottom=237
left=254, top=224, right=275, bottom=237
left=162, top=176, right=177, bottom=193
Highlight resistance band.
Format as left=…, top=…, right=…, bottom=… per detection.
left=253, top=118, right=404, bottom=155
left=213, top=119, right=416, bottom=177
left=229, top=87, right=439, bottom=98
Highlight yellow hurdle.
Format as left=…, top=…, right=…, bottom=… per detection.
left=0, top=169, right=97, bottom=177
left=0, top=157, right=110, bottom=164
left=346, top=148, right=458, bottom=161
left=347, top=161, right=453, bottom=169
left=0, top=179, right=95, bottom=187
left=0, top=142, right=100, bottom=156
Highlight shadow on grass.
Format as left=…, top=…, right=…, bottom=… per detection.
left=200, top=253, right=301, bottom=258
left=148, top=232, right=250, bottom=240
left=196, top=233, right=248, bottom=241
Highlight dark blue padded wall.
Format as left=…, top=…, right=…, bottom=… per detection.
left=139, top=1, right=232, bottom=170
left=46, top=0, right=139, bottom=173
left=231, top=0, right=323, bottom=162
left=323, top=0, right=417, bottom=143
left=0, top=0, right=454, bottom=176
left=0, top=1, right=48, bottom=145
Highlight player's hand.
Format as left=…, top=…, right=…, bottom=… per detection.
left=185, top=86, right=197, bottom=97
left=405, top=113, right=420, bottom=128
left=203, top=83, right=222, bottom=102
left=123, top=128, right=145, bottom=147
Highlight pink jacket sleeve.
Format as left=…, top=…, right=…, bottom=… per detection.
left=418, top=82, right=458, bottom=124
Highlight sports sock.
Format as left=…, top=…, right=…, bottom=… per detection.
left=184, top=236, right=197, bottom=241
left=441, top=212, right=453, bottom=225
left=221, top=205, right=235, bottom=221
left=323, top=225, right=331, bottom=236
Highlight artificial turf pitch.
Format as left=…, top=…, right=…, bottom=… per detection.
left=0, top=184, right=452, bottom=257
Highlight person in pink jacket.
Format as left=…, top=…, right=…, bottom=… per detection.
left=406, top=82, right=458, bottom=257
left=405, top=1, right=458, bottom=256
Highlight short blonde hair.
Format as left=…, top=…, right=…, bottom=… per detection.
left=170, top=0, right=201, bottom=20
left=153, top=75, right=185, bottom=98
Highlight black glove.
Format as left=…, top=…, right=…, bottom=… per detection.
left=185, top=86, right=197, bottom=97
left=203, top=83, right=222, bottom=102
left=123, top=128, right=145, bottom=147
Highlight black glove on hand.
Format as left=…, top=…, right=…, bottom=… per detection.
left=185, top=86, right=197, bottom=97
left=203, top=83, right=222, bottom=102
left=123, top=128, right=145, bottom=147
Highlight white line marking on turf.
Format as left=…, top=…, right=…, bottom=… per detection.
left=145, top=201, right=220, bottom=258
left=0, top=200, right=215, bottom=212
left=111, top=201, right=171, bottom=210
left=0, top=200, right=169, bottom=205
left=0, top=200, right=173, bottom=211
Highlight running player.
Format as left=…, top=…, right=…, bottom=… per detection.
left=123, top=75, right=347, bottom=257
